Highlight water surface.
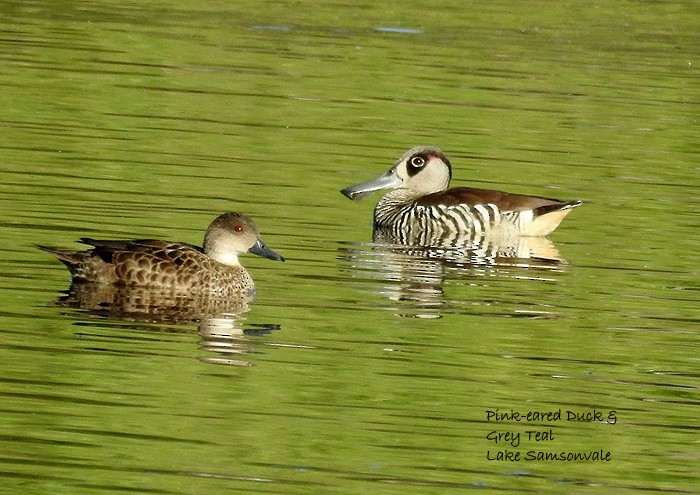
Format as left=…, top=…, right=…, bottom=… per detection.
left=0, top=1, right=698, bottom=494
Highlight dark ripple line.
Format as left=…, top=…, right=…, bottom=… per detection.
left=99, top=110, right=439, bottom=138
left=367, top=427, right=467, bottom=439
left=0, top=391, right=149, bottom=408
left=53, top=427, right=214, bottom=445
left=614, top=379, right=698, bottom=391
left=4, top=59, right=162, bottom=78
left=0, top=434, right=93, bottom=448
left=0, top=407, right=87, bottom=419
left=0, top=342, right=173, bottom=360
left=0, top=39, right=122, bottom=54
left=6, top=128, right=134, bottom=142
left=0, top=455, right=324, bottom=488
left=646, top=370, right=700, bottom=378
left=507, top=355, right=623, bottom=366
left=116, top=83, right=366, bottom=104
left=98, top=57, right=283, bottom=77
left=79, top=148, right=298, bottom=167
left=0, top=469, right=72, bottom=482
left=75, top=482, right=181, bottom=494
left=0, top=185, right=265, bottom=205
left=0, top=118, right=136, bottom=134
left=376, top=371, right=510, bottom=382
left=0, top=168, right=134, bottom=182
left=0, top=376, right=84, bottom=387
left=74, top=325, right=194, bottom=339
left=249, top=462, right=509, bottom=491
left=575, top=263, right=679, bottom=274
left=371, top=442, right=460, bottom=453
left=79, top=346, right=186, bottom=359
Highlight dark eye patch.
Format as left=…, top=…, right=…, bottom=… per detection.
left=407, top=153, right=430, bottom=176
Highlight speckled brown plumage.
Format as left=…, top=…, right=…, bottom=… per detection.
left=39, top=212, right=284, bottom=296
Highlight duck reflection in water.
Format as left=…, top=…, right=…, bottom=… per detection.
left=340, top=147, right=582, bottom=316
left=39, top=212, right=284, bottom=365
left=339, top=240, right=568, bottom=319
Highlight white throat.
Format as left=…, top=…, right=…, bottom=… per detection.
left=207, top=246, right=241, bottom=266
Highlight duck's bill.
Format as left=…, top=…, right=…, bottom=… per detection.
left=340, top=169, right=403, bottom=200
left=249, top=239, right=285, bottom=262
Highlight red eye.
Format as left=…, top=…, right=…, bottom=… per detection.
left=234, top=225, right=244, bottom=233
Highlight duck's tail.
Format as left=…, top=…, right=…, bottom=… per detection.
left=526, top=200, right=582, bottom=236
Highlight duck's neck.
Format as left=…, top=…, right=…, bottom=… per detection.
left=206, top=245, right=241, bottom=266
left=374, top=189, right=423, bottom=226
left=376, top=189, right=425, bottom=211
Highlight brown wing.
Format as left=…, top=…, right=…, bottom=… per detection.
left=80, top=238, right=202, bottom=261
left=109, top=242, right=208, bottom=287
left=416, top=187, right=567, bottom=212
left=80, top=238, right=202, bottom=252
left=41, top=239, right=219, bottom=288
left=111, top=245, right=251, bottom=292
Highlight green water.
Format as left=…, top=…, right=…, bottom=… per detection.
left=0, top=1, right=698, bottom=494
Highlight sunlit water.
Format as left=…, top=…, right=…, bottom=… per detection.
left=0, top=1, right=697, bottom=494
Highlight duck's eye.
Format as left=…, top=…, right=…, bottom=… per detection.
left=233, top=225, right=244, bottom=233
left=410, top=156, right=426, bottom=167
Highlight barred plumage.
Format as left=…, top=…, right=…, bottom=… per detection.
left=374, top=194, right=509, bottom=246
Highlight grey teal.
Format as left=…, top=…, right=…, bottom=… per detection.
left=39, top=212, right=284, bottom=295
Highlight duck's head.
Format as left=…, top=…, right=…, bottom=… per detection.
left=204, top=212, right=285, bottom=266
left=341, top=146, right=452, bottom=200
